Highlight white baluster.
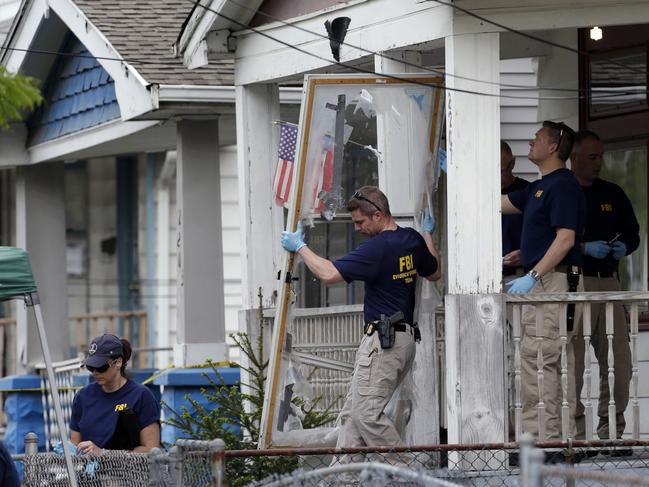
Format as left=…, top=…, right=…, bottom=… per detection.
left=513, top=304, right=523, bottom=441
left=630, top=303, right=640, bottom=439
left=559, top=303, right=569, bottom=440
left=606, top=302, right=616, bottom=439
left=536, top=304, right=546, bottom=440
left=583, top=303, right=594, bottom=440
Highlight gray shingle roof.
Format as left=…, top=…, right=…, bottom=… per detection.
left=75, top=0, right=233, bottom=86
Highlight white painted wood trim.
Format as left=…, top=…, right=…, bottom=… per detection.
left=177, top=0, right=226, bottom=70
left=26, top=119, right=159, bottom=163
left=235, top=84, right=284, bottom=310
left=155, top=151, right=175, bottom=369
left=2, top=0, right=47, bottom=70
left=155, top=85, right=302, bottom=104
left=234, top=0, right=452, bottom=85
left=3, top=0, right=155, bottom=120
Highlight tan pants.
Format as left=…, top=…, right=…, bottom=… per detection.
left=520, top=271, right=582, bottom=440
left=574, top=276, right=632, bottom=439
left=335, top=326, right=415, bottom=462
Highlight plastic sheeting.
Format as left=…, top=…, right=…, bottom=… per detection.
left=299, top=78, right=444, bottom=225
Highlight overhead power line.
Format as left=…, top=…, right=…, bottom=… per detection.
left=189, top=0, right=646, bottom=101
left=219, top=0, right=594, bottom=94
left=1, top=46, right=158, bottom=65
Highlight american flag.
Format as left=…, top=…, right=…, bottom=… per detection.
left=272, top=123, right=298, bottom=206
left=312, top=134, right=334, bottom=212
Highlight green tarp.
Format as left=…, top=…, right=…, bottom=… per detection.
left=0, top=247, right=37, bottom=300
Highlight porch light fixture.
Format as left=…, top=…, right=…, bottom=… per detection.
left=590, top=26, right=603, bottom=41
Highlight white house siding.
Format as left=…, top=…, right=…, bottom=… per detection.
left=500, top=57, right=541, bottom=182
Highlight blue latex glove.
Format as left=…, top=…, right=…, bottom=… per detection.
left=438, top=148, right=447, bottom=173
left=52, top=441, right=99, bottom=478
left=281, top=221, right=306, bottom=252
left=52, top=441, right=77, bottom=456
left=584, top=240, right=612, bottom=259
left=506, top=274, right=537, bottom=294
left=422, top=208, right=436, bottom=233
left=611, top=241, right=627, bottom=260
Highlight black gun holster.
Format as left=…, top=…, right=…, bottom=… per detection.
left=566, top=266, right=580, bottom=332
left=372, top=311, right=405, bottom=350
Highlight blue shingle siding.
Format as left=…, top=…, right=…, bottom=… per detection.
left=28, top=34, right=121, bottom=146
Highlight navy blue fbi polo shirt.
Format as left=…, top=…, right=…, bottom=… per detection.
left=502, top=177, right=530, bottom=271
left=508, top=168, right=586, bottom=269
left=582, top=178, right=640, bottom=273
left=333, top=227, right=438, bottom=324
left=70, top=379, right=160, bottom=448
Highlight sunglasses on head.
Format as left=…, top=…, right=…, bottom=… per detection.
left=86, top=360, right=114, bottom=373
left=542, top=120, right=571, bottom=147
left=352, top=191, right=382, bottom=213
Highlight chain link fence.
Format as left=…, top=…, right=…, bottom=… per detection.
left=13, top=436, right=224, bottom=487
left=11, top=435, right=649, bottom=486
left=225, top=439, right=649, bottom=487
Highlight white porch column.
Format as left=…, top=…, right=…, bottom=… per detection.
left=175, top=119, right=227, bottom=366
left=444, top=33, right=507, bottom=447
left=235, top=84, right=284, bottom=310
left=15, top=162, right=68, bottom=372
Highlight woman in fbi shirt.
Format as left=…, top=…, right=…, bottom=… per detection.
left=70, top=334, right=160, bottom=453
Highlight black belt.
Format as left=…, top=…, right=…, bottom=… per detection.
left=583, top=270, right=617, bottom=278
left=524, top=265, right=580, bottom=274
left=364, top=322, right=410, bottom=334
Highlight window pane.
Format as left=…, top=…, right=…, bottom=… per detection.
left=600, top=145, right=648, bottom=291
left=590, top=51, right=647, bottom=116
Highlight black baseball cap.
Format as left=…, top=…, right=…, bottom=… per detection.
left=85, top=334, right=123, bottom=368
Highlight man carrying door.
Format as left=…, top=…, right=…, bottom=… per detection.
left=570, top=130, right=639, bottom=440
left=502, top=121, right=586, bottom=440
left=281, top=186, right=441, bottom=454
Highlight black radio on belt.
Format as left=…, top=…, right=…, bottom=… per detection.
left=369, top=311, right=405, bottom=350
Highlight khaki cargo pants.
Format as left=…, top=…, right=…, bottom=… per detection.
left=334, top=325, right=415, bottom=462
left=574, top=276, right=632, bottom=439
left=520, top=271, right=582, bottom=440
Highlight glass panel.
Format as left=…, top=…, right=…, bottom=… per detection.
left=590, top=50, right=647, bottom=116
left=600, top=145, right=648, bottom=291
left=260, top=75, right=445, bottom=449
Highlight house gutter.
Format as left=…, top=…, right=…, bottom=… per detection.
left=154, top=85, right=303, bottom=104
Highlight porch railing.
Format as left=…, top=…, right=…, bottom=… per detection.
left=0, top=310, right=149, bottom=368
left=260, top=304, right=447, bottom=419
left=262, top=305, right=365, bottom=416
left=506, top=291, right=649, bottom=442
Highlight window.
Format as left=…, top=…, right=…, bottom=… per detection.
left=589, top=49, right=647, bottom=117
left=601, top=144, right=648, bottom=291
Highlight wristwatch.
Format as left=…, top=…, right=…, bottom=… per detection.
left=527, top=269, right=541, bottom=282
